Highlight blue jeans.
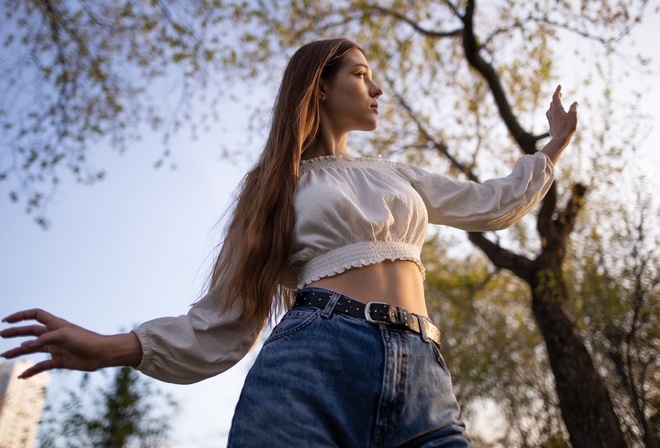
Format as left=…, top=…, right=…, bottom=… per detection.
left=228, top=288, right=471, bottom=447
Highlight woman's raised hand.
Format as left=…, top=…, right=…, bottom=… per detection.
left=547, top=85, right=578, bottom=140
left=1, top=309, right=142, bottom=379
left=541, top=85, right=579, bottom=165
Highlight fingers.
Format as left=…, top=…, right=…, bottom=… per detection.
left=553, top=84, right=562, bottom=100
left=550, top=85, right=578, bottom=111
left=2, top=308, right=58, bottom=325
left=1, top=338, right=45, bottom=359
left=1, top=311, right=54, bottom=360
left=550, top=85, right=565, bottom=111
left=545, top=85, right=578, bottom=140
left=0, top=324, right=49, bottom=339
left=17, top=359, right=55, bottom=380
left=1, top=324, right=65, bottom=359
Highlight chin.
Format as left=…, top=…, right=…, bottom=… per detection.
left=348, top=117, right=378, bottom=132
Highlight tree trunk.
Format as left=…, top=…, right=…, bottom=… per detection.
left=468, top=181, right=627, bottom=446
left=530, top=267, right=627, bottom=448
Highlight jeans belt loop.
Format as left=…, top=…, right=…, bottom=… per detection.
left=417, top=315, right=429, bottom=342
left=396, top=307, right=404, bottom=325
left=321, top=292, right=341, bottom=318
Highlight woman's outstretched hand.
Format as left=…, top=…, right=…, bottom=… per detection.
left=541, top=85, right=579, bottom=165
left=1, top=309, right=142, bottom=379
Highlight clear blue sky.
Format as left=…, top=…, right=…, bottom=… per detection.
left=1, top=13, right=659, bottom=448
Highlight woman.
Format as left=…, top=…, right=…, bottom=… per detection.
left=1, top=38, right=577, bottom=447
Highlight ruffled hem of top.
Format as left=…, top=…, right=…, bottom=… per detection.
left=296, top=241, right=425, bottom=290
left=299, top=154, right=383, bottom=174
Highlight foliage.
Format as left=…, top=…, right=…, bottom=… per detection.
left=37, top=366, right=178, bottom=448
left=0, top=0, right=250, bottom=226
left=2, top=0, right=654, bottom=225
left=567, top=183, right=660, bottom=447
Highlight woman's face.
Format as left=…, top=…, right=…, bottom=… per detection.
left=321, top=48, right=383, bottom=134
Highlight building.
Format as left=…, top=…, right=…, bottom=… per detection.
left=0, top=361, right=50, bottom=448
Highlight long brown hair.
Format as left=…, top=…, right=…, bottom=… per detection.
left=209, top=38, right=363, bottom=323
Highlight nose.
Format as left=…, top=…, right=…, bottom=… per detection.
left=370, top=81, right=383, bottom=99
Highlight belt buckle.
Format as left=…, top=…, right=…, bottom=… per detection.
left=364, top=302, right=392, bottom=324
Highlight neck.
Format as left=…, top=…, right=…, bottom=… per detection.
left=301, top=125, right=350, bottom=161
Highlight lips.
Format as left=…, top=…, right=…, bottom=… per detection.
left=371, top=103, right=379, bottom=113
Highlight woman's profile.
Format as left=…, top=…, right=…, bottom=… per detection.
left=1, top=38, right=578, bottom=447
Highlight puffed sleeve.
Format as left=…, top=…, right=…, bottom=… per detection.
left=394, top=152, right=555, bottom=232
left=131, top=260, right=265, bottom=384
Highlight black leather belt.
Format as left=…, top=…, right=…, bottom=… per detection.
left=293, top=289, right=442, bottom=345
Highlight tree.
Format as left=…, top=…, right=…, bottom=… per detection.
left=3, top=0, right=657, bottom=445
left=37, top=366, right=178, bottom=448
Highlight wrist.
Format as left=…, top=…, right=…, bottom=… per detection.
left=541, top=133, right=574, bottom=165
left=99, top=332, right=143, bottom=369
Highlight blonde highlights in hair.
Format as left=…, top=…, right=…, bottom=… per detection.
left=209, top=38, right=362, bottom=323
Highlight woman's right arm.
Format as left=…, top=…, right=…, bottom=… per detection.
left=2, top=280, right=265, bottom=384
left=3, top=240, right=265, bottom=384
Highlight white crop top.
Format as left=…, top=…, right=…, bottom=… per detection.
left=286, top=152, right=553, bottom=289
left=133, top=152, right=554, bottom=383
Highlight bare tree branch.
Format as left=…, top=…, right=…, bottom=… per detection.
left=388, top=83, right=481, bottom=183
left=365, top=4, right=463, bottom=39
left=468, top=232, right=534, bottom=282
left=461, top=0, right=537, bottom=154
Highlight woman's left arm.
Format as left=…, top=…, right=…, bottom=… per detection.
left=541, top=85, right=579, bottom=165
left=393, top=86, right=578, bottom=232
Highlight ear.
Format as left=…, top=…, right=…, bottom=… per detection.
left=318, top=79, right=328, bottom=104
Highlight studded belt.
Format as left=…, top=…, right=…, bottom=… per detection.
left=292, top=289, right=441, bottom=345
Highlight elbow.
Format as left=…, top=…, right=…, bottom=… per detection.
left=462, top=220, right=514, bottom=233
left=456, top=208, right=527, bottom=232
left=481, top=215, right=522, bottom=231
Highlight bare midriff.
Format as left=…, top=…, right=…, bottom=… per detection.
left=304, top=260, right=429, bottom=316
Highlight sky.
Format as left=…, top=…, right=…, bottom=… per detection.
left=1, top=8, right=659, bottom=448
left=0, top=116, right=261, bottom=445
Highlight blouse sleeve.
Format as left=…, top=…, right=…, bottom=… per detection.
left=394, top=152, right=555, bottom=232
left=131, top=259, right=265, bottom=384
